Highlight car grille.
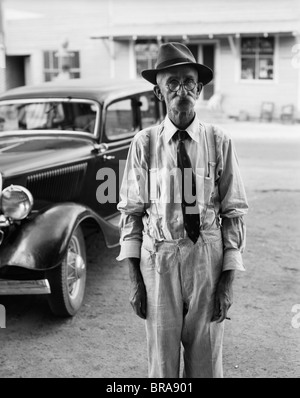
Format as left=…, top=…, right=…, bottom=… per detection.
left=26, top=163, right=88, bottom=201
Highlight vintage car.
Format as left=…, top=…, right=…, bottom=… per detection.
left=0, top=78, right=165, bottom=317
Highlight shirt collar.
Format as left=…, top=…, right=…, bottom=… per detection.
left=163, top=114, right=201, bottom=144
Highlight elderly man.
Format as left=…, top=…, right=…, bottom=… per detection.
left=117, top=42, right=248, bottom=378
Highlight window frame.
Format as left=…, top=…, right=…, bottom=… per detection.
left=134, top=40, right=159, bottom=78
left=139, top=91, right=161, bottom=129
left=103, top=91, right=161, bottom=142
left=43, top=50, right=81, bottom=82
left=0, top=98, right=100, bottom=138
left=238, top=35, right=278, bottom=84
left=104, top=95, right=141, bottom=142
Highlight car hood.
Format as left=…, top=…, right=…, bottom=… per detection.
left=0, top=134, right=94, bottom=177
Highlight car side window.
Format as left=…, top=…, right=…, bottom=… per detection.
left=0, top=100, right=98, bottom=135
left=105, top=98, right=139, bottom=140
left=72, top=102, right=97, bottom=134
left=139, top=92, right=159, bottom=129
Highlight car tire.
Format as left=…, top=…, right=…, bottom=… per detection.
left=46, top=226, right=87, bottom=317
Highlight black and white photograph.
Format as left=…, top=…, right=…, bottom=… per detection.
left=0, top=0, right=299, bottom=381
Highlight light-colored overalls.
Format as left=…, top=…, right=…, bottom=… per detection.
left=140, top=122, right=224, bottom=378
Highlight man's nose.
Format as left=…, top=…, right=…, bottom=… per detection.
left=177, top=83, right=188, bottom=95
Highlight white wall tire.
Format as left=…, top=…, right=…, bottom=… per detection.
left=46, top=226, right=87, bottom=317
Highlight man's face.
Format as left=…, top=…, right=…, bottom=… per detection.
left=154, top=65, right=202, bottom=114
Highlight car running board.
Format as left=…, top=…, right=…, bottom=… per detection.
left=0, top=279, right=51, bottom=295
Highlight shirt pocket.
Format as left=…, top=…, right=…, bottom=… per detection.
left=196, top=172, right=214, bottom=209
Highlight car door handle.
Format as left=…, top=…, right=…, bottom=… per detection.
left=103, top=155, right=115, bottom=160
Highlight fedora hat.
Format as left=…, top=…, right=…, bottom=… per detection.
left=141, top=42, right=213, bottom=86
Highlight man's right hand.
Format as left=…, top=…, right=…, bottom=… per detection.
left=128, top=258, right=147, bottom=319
left=129, top=280, right=147, bottom=319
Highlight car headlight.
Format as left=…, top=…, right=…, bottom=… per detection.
left=0, top=185, right=34, bottom=220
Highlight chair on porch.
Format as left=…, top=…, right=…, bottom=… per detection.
left=280, top=104, right=294, bottom=123
left=260, top=102, right=274, bottom=122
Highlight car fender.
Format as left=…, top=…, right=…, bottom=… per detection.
left=0, top=203, right=120, bottom=271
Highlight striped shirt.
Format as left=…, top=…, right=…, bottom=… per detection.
left=117, top=115, right=249, bottom=272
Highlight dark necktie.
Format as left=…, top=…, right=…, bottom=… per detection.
left=176, top=130, right=200, bottom=243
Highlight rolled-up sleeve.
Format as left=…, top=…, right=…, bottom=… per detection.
left=215, top=130, right=249, bottom=272
left=116, top=131, right=149, bottom=261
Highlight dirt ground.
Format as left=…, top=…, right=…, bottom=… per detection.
left=0, top=121, right=299, bottom=378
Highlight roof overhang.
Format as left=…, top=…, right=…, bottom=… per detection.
left=91, top=20, right=300, bottom=41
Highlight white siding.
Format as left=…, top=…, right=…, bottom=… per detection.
left=220, top=36, right=299, bottom=119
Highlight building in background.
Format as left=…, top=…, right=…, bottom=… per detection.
left=0, top=0, right=5, bottom=93
left=1, top=0, right=300, bottom=121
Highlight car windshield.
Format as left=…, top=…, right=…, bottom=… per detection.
left=0, top=99, right=99, bottom=135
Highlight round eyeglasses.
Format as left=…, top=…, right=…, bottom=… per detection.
left=166, top=78, right=197, bottom=92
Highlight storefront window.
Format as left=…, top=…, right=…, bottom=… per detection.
left=43, top=51, right=81, bottom=82
left=241, top=36, right=274, bottom=80
left=135, top=41, right=159, bottom=77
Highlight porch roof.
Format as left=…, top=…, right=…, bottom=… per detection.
left=91, top=19, right=300, bottom=40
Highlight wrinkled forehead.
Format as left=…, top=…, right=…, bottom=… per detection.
left=157, top=65, right=198, bottom=84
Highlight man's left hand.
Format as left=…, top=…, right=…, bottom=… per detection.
left=211, top=270, right=235, bottom=323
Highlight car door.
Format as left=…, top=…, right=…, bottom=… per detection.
left=93, top=90, right=162, bottom=219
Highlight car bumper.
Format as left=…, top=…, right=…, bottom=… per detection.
left=0, top=279, right=51, bottom=295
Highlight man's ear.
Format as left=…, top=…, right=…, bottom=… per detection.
left=196, top=83, right=203, bottom=98
left=153, top=85, right=164, bottom=101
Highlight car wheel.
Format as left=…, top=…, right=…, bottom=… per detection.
left=46, top=226, right=87, bottom=317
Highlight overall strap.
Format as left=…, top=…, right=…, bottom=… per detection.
left=201, top=122, right=220, bottom=228
left=203, top=122, right=216, bottom=165
left=148, top=122, right=163, bottom=200
left=148, top=122, right=166, bottom=240
left=149, top=125, right=159, bottom=170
